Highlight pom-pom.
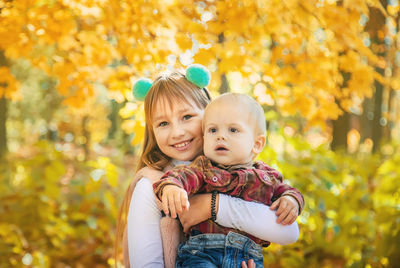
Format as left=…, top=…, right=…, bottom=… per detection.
left=132, top=78, right=153, bottom=101
left=185, top=64, right=211, bottom=88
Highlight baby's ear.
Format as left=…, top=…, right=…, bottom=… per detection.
left=252, top=134, right=266, bottom=155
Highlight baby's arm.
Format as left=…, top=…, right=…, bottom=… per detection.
left=154, top=157, right=207, bottom=217
left=160, top=185, right=190, bottom=218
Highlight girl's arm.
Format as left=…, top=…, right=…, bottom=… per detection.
left=179, top=194, right=299, bottom=245
left=127, top=177, right=164, bottom=267
left=217, top=194, right=299, bottom=245
left=126, top=166, right=178, bottom=268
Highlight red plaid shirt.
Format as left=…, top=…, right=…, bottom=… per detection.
left=153, top=155, right=304, bottom=247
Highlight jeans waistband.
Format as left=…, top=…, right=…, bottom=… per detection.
left=187, top=231, right=263, bottom=258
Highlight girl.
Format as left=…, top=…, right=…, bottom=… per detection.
left=117, top=66, right=300, bottom=267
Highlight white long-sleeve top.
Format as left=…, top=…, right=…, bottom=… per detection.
left=127, top=160, right=300, bottom=267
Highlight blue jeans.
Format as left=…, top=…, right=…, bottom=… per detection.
left=176, top=232, right=264, bottom=268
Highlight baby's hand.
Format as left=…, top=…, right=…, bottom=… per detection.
left=270, top=195, right=299, bottom=225
left=161, top=185, right=190, bottom=219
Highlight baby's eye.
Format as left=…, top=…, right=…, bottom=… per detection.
left=158, top=121, right=168, bottom=127
left=209, top=127, right=217, bottom=133
left=229, top=127, right=238, bottom=133
left=183, top=114, right=193, bottom=120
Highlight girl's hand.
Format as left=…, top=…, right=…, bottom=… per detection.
left=270, top=195, right=299, bottom=225
left=135, top=167, right=164, bottom=183
left=241, top=259, right=255, bottom=268
left=161, top=185, right=190, bottom=219
left=179, top=193, right=215, bottom=232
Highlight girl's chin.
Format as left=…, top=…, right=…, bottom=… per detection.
left=174, top=150, right=202, bottom=162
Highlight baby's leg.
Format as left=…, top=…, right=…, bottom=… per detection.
left=176, top=233, right=225, bottom=268
left=127, top=178, right=163, bottom=267
left=176, top=233, right=263, bottom=268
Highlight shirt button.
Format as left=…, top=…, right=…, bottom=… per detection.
left=212, top=176, right=218, bottom=182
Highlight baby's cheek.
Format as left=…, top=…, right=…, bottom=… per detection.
left=203, top=146, right=212, bottom=159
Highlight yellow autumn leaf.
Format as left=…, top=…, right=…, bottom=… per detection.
left=175, top=34, right=192, bottom=50
left=131, top=120, right=145, bottom=146
left=0, top=67, right=20, bottom=99
left=193, top=48, right=215, bottom=66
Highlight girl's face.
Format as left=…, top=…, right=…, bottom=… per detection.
left=152, top=97, right=204, bottom=161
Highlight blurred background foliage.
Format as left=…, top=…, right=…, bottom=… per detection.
left=0, top=0, right=399, bottom=267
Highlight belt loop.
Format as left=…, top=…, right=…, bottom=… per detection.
left=225, top=232, right=231, bottom=247
left=243, top=239, right=252, bottom=260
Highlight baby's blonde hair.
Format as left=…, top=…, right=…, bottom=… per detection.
left=204, top=93, right=266, bottom=136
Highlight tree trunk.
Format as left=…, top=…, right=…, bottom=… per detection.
left=82, top=115, right=90, bottom=159
left=107, top=100, right=118, bottom=140
left=331, top=71, right=351, bottom=151
left=0, top=97, right=7, bottom=157
left=365, top=2, right=387, bottom=152
left=331, top=109, right=350, bottom=151
left=360, top=97, right=373, bottom=142
left=0, top=50, right=8, bottom=157
left=372, top=69, right=384, bottom=152
left=219, top=74, right=229, bottom=94
left=383, top=8, right=399, bottom=142
left=384, top=88, right=394, bottom=142
left=217, top=32, right=230, bottom=94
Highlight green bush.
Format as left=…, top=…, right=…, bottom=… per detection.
left=0, top=140, right=127, bottom=267
left=259, top=137, right=400, bottom=268
left=0, top=138, right=398, bottom=267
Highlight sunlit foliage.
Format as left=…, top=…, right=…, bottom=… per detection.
left=0, top=0, right=399, bottom=267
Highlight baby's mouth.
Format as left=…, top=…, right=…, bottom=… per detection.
left=215, top=145, right=228, bottom=151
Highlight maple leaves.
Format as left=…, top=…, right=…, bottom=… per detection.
left=166, top=0, right=387, bottom=129
left=0, top=0, right=393, bottom=134
left=0, top=66, right=20, bottom=100
left=0, top=2, right=398, bottom=266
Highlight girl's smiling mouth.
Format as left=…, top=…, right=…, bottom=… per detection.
left=171, top=139, right=194, bottom=150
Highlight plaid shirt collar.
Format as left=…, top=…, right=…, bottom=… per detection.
left=170, top=157, right=254, bottom=172
left=213, top=160, right=254, bottom=171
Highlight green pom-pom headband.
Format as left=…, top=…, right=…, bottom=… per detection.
left=132, top=78, right=153, bottom=101
left=186, top=64, right=211, bottom=88
left=132, top=64, right=211, bottom=101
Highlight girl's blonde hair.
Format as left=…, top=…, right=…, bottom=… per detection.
left=115, top=71, right=211, bottom=265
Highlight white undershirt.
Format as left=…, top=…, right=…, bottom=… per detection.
left=127, top=160, right=299, bottom=267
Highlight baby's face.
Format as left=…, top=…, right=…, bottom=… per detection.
left=203, top=103, right=259, bottom=166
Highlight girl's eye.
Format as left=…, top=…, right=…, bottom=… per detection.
left=158, top=121, right=168, bottom=127
left=183, top=114, right=193, bottom=120
left=209, top=127, right=217, bottom=133
left=230, top=127, right=238, bottom=133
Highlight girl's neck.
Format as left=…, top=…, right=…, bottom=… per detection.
left=164, top=159, right=193, bottom=172
left=170, top=159, right=192, bottom=167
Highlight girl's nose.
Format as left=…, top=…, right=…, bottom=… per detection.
left=171, top=124, right=185, bottom=138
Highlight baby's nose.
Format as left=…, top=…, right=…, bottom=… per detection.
left=217, top=134, right=226, bottom=140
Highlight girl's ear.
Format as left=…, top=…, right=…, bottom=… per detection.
left=252, top=134, right=266, bottom=155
